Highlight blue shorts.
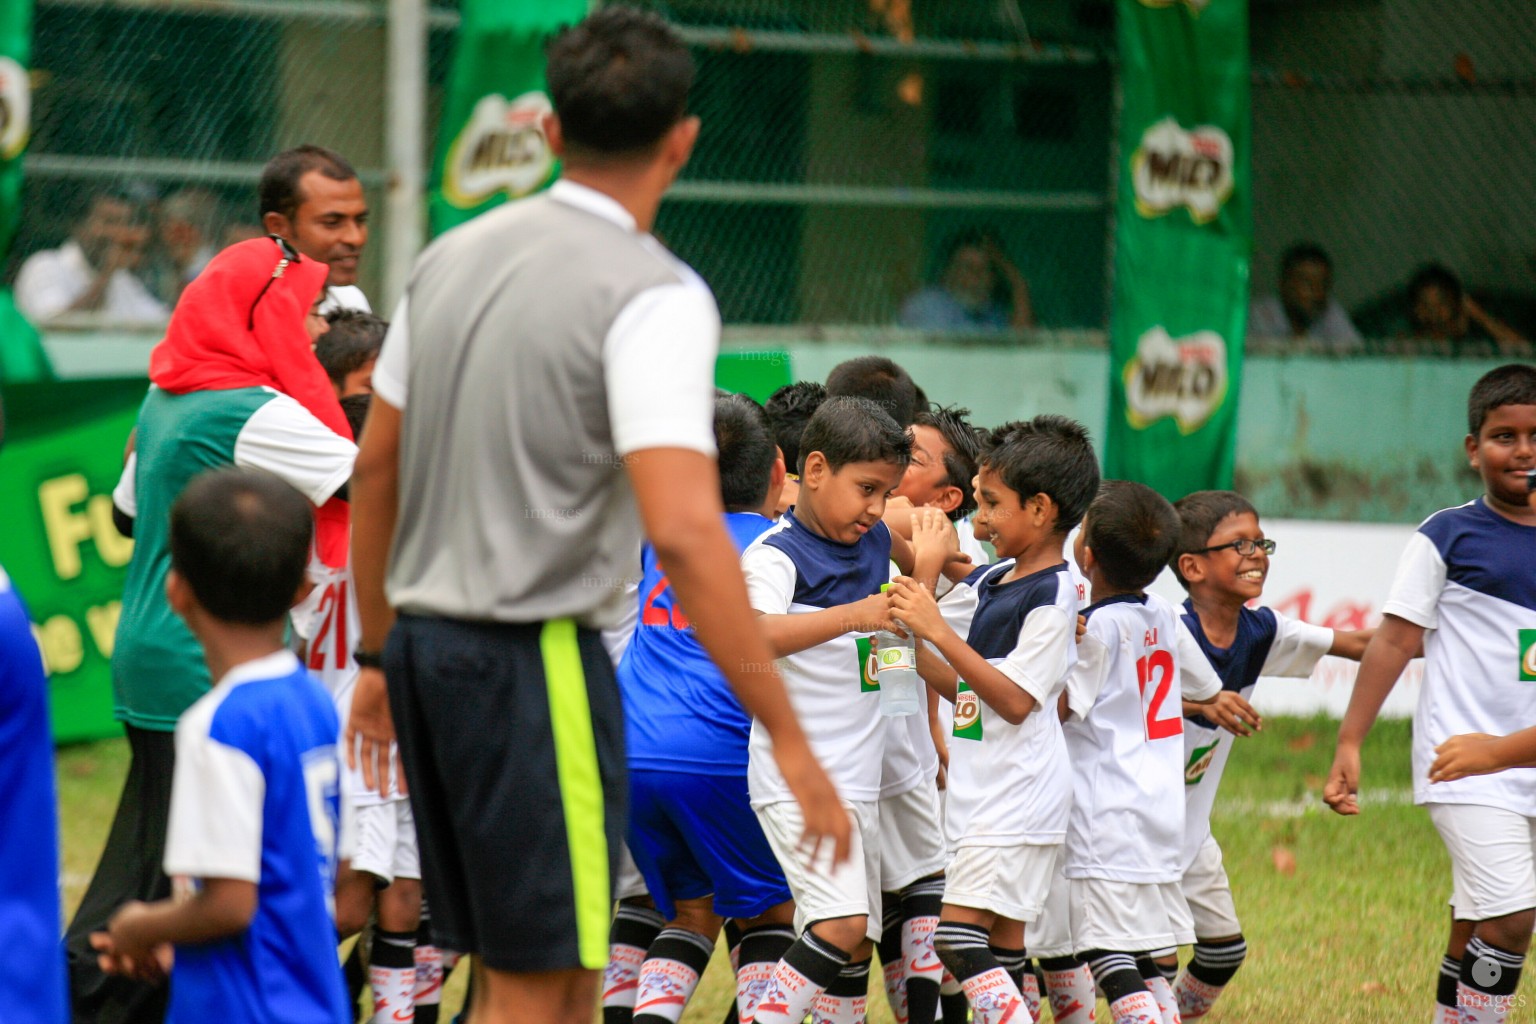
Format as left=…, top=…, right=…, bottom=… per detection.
left=627, top=769, right=791, bottom=922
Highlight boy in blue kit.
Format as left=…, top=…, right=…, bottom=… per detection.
left=92, top=467, right=350, bottom=1024
left=889, top=415, right=1099, bottom=1024
left=1328, top=364, right=1536, bottom=1024
left=742, top=396, right=962, bottom=1024
left=617, top=394, right=797, bottom=1024
left=1170, top=490, right=1371, bottom=1021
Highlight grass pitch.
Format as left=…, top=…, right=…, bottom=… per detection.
left=58, top=715, right=1527, bottom=1023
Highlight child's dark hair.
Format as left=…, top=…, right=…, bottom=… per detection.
left=315, top=310, right=387, bottom=389
left=798, top=395, right=912, bottom=476
left=765, top=381, right=826, bottom=475
left=1169, top=489, right=1258, bottom=589
left=715, top=393, right=776, bottom=512
left=1084, top=480, right=1180, bottom=592
left=980, top=415, right=1098, bottom=533
left=170, top=467, right=313, bottom=625
left=1467, top=364, right=1536, bottom=435
left=914, top=404, right=982, bottom=521
left=339, top=393, right=371, bottom=441
left=825, top=356, right=920, bottom=427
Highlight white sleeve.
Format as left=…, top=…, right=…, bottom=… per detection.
left=1260, top=612, right=1336, bottom=678
left=1063, top=627, right=1111, bottom=721
left=938, top=579, right=981, bottom=639
left=742, top=545, right=795, bottom=616
left=164, top=717, right=265, bottom=883
left=995, top=605, right=1074, bottom=707
left=603, top=283, right=719, bottom=457
left=234, top=395, right=357, bottom=506
left=600, top=574, right=641, bottom=668
left=371, top=297, right=409, bottom=409
left=1175, top=621, right=1223, bottom=700
left=14, top=251, right=77, bottom=322
left=112, top=452, right=138, bottom=518
left=1380, top=531, right=1446, bottom=630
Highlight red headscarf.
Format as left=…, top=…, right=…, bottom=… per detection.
left=148, top=237, right=352, bottom=567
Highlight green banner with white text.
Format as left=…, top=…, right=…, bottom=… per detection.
left=0, top=379, right=145, bottom=744
left=428, top=0, right=587, bottom=235
left=1105, top=0, right=1250, bottom=498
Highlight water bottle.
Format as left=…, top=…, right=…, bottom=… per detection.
left=875, top=583, right=920, bottom=717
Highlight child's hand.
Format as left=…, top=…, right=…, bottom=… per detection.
left=1202, top=690, right=1261, bottom=738
left=1429, top=733, right=1502, bottom=783
left=886, top=576, right=946, bottom=643
left=1075, top=613, right=1087, bottom=644
left=910, top=507, right=957, bottom=559
left=1323, top=745, right=1362, bottom=816
left=93, top=909, right=172, bottom=984
left=845, top=591, right=903, bottom=636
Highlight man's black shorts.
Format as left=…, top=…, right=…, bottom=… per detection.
left=384, top=614, right=625, bottom=971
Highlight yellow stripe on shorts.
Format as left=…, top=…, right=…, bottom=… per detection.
left=539, top=617, right=611, bottom=969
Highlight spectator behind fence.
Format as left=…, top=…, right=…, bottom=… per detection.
left=1248, top=242, right=1362, bottom=352
left=14, top=191, right=169, bottom=325
left=259, top=145, right=372, bottom=314
left=146, top=189, right=222, bottom=308
left=899, top=228, right=1035, bottom=332
left=1404, top=263, right=1527, bottom=356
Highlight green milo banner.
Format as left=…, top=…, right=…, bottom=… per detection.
left=0, top=0, right=50, bottom=385
left=0, top=379, right=144, bottom=743
left=428, top=0, right=587, bottom=235
left=1105, top=0, right=1251, bottom=498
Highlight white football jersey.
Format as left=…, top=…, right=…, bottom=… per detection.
left=939, top=560, right=1078, bottom=847
left=1388, top=500, right=1536, bottom=816
left=1064, top=593, right=1219, bottom=883
left=1177, top=603, right=1331, bottom=868
left=742, top=512, right=893, bottom=807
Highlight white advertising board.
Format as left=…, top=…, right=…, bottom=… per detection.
left=1148, top=518, right=1423, bottom=718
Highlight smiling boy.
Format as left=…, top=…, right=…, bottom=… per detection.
left=1327, top=364, right=1536, bottom=1024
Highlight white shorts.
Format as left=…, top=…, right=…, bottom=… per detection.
left=616, top=841, right=649, bottom=901
left=1180, top=834, right=1241, bottom=939
left=1428, top=802, right=1536, bottom=921
left=1069, top=878, right=1194, bottom=953
left=880, top=782, right=948, bottom=891
left=759, top=799, right=882, bottom=940
left=1026, top=868, right=1074, bottom=958
left=351, top=798, right=420, bottom=885
left=943, top=843, right=1060, bottom=924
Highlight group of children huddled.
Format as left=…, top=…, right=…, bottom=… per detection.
left=596, top=354, right=1376, bottom=1024
left=88, top=350, right=1536, bottom=1024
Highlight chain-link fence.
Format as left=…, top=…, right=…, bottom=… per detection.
left=11, top=0, right=1536, bottom=340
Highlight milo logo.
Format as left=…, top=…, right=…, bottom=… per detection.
left=856, top=636, right=880, bottom=692
left=1123, top=326, right=1228, bottom=434
left=1132, top=116, right=1234, bottom=224
left=953, top=683, right=982, bottom=741
left=0, top=57, right=29, bottom=162
left=441, top=91, right=557, bottom=210
left=1185, top=736, right=1222, bottom=785
left=1521, top=630, right=1536, bottom=681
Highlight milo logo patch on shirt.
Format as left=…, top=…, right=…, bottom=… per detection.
left=1521, top=630, right=1536, bottom=681
left=856, top=637, right=879, bottom=692
left=1185, top=736, right=1221, bottom=785
left=953, top=683, right=982, bottom=740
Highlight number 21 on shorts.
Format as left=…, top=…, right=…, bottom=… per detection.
left=1136, top=639, right=1181, bottom=742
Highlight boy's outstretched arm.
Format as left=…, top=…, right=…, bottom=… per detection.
left=888, top=577, right=1040, bottom=724
left=629, top=448, right=851, bottom=864
left=1327, top=627, right=1375, bottom=661
left=1323, top=613, right=1424, bottom=815
left=95, top=878, right=258, bottom=978
left=1431, top=728, right=1536, bottom=782
left=756, top=593, right=897, bottom=659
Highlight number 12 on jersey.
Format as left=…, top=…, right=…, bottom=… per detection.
left=1136, top=646, right=1182, bottom=741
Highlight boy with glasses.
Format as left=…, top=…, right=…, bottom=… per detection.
left=1168, top=491, right=1373, bottom=1019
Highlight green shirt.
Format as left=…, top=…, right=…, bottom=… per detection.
left=112, top=386, right=355, bottom=730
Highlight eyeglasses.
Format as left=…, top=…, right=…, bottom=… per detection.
left=1192, top=537, right=1277, bottom=557
left=247, top=234, right=304, bottom=330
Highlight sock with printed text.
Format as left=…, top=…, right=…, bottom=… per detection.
left=932, top=922, right=1024, bottom=1024
left=751, top=929, right=852, bottom=1024
left=902, top=879, right=946, bottom=1024
left=604, top=903, right=667, bottom=1024
left=1174, top=936, right=1245, bottom=1020
left=735, top=925, right=796, bottom=1023
left=1137, top=954, right=1180, bottom=1024
left=634, top=928, right=717, bottom=1024
left=1084, top=950, right=1159, bottom=1024
left=1434, top=953, right=1462, bottom=1024
left=881, top=895, right=909, bottom=1023
left=1458, top=937, right=1523, bottom=1024
left=369, top=929, right=418, bottom=1024
left=1039, top=955, right=1096, bottom=1024
left=813, top=958, right=872, bottom=1024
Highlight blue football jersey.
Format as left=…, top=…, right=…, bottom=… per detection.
left=0, top=569, right=66, bottom=1024
left=619, top=512, right=776, bottom=773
